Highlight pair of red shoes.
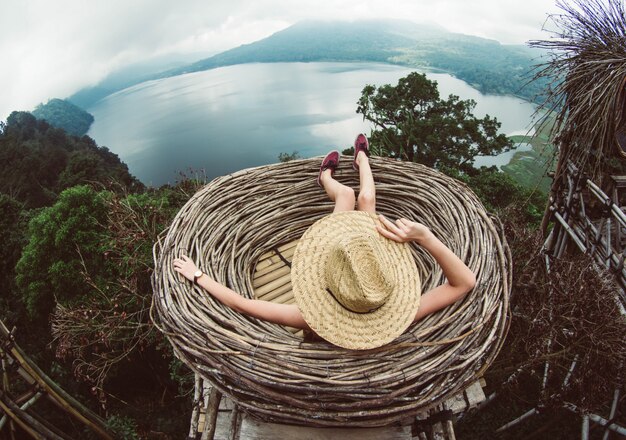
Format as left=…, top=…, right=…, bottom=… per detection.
left=317, top=134, right=370, bottom=187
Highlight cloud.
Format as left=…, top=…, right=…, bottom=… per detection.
left=0, top=0, right=561, bottom=120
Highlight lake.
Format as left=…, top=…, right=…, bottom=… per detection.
left=87, top=62, right=536, bottom=186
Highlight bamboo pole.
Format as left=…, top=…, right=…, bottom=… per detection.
left=564, top=404, right=626, bottom=436
left=581, top=415, right=589, bottom=440
left=0, top=391, right=42, bottom=432
left=495, top=408, right=538, bottom=433
left=602, top=388, right=621, bottom=440
left=228, top=404, right=242, bottom=440
left=188, top=374, right=202, bottom=439
left=0, top=391, right=66, bottom=440
left=0, top=320, right=113, bottom=440
left=200, top=387, right=222, bottom=440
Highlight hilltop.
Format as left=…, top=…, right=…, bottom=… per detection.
left=31, top=98, right=94, bottom=136
left=70, top=19, right=547, bottom=108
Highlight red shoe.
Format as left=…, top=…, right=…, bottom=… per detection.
left=317, top=151, right=339, bottom=187
left=353, top=133, right=369, bottom=170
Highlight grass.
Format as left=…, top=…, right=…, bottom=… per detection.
left=502, top=114, right=557, bottom=194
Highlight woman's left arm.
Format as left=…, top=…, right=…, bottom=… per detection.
left=377, top=215, right=476, bottom=322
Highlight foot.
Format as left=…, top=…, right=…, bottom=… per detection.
left=353, top=133, right=369, bottom=170
left=317, top=150, right=340, bottom=187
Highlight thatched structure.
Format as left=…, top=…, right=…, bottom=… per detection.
left=531, top=0, right=626, bottom=186
left=152, top=157, right=511, bottom=427
left=494, top=1, right=626, bottom=437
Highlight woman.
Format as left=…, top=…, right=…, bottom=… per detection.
left=174, top=134, right=476, bottom=349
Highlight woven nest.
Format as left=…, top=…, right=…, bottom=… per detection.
left=152, top=156, right=511, bottom=427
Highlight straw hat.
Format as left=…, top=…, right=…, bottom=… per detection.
left=291, top=211, right=421, bottom=350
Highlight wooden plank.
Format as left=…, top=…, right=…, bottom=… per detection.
left=254, top=273, right=291, bottom=297
left=257, top=282, right=292, bottom=302
left=271, top=291, right=295, bottom=305
left=464, top=381, right=486, bottom=408
left=237, top=414, right=412, bottom=439
left=253, top=266, right=291, bottom=288
left=212, top=409, right=237, bottom=440
left=443, top=392, right=467, bottom=414
left=254, top=241, right=298, bottom=272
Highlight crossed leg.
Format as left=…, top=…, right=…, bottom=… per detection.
left=319, top=150, right=376, bottom=213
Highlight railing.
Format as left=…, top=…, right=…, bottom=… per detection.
left=545, top=160, right=626, bottom=308
left=0, top=319, right=113, bottom=439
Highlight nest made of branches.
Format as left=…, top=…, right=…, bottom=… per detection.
left=151, top=157, right=511, bottom=427
left=530, top=0, right=626, bottom=183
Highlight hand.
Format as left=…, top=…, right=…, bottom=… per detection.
left=376, top=214, right=432, bottom=244
left=173, top=255, right=199, bottom=281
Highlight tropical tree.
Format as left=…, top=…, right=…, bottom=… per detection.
left=356, top=72, right=512, bottom=173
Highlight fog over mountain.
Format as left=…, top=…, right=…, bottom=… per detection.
left=1, top=0, right=560, bottom=119
left=71, top=19, right=548, bottom=109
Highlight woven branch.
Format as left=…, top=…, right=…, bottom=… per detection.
left=529, top=0, right=626, bottom=181
left=151, top=157, right=511, bottom=427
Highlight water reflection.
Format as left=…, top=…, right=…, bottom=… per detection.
left=88, top=62, right=536, bottom=186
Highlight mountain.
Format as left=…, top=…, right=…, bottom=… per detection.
left=68, top=51, right=217, bottom=110
left=0, top=111, right=143, bottom=207
left=70, top=19, right=548, bottom=108
left=170, top=20, right=447, bottom=72
left=31, top=99, right=94, bottom=136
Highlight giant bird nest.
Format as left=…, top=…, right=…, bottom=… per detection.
left=152, top=157, right=511, bottom=427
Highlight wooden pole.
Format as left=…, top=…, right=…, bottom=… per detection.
left=188, top=374, right=202, bottom=439
left=229, top=404, right=243, bottom=440
left=495, top=408, right=538, bottom=433
left=0, top=391, right=66, bottom=440
left=581, top=415, right=589, bottom=440
left=0, top=319, right=113, bottom=439
left=200, top=387, right=222, bottom=440
left=602, top=388, right=621, bottom=440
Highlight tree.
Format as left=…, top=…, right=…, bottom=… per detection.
left=0, top=194, right=29, bottom=322
left=0, top=111, right=143, bottom=208
left=31, top=98, right=95, bottom=137
left=16, top=185, right=111, bottom=318
left=356, top=72, right=512, bottom=174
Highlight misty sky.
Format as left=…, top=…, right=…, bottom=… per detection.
left=1, top=0, right=562, bottom=120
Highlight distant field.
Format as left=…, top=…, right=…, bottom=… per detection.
left=502, top=115, right=556, bottom=194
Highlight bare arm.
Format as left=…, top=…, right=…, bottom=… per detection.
left=376, top=215, right=476, bottom=322
left=173, top=256, right=309, bottom=329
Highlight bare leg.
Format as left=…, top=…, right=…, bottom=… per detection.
left=320, top=169, right=355, bottom=212
left=356, top=152, right=376, bottom=213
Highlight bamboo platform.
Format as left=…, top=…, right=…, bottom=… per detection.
left=252, top=240, right=302, bottom=336
left=188, top=245, right=487, bottom=439
left=190, top=377, right=486, bottom=440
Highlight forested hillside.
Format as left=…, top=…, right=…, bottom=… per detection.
left=0, top=111, right=142, bottom=207
left=32, top=98, right=95, bottom=136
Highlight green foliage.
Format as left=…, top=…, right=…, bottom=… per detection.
left=169, top=355, right=194, bottom=395
left=31, top=98, right=95, bottom=136
left=49, top=185, right=199, bottom=401
left=278, top=151, right=301, bottom=162
left=392, top=41, right=550, bottom=103
left=357, top=72, right=512, bottom=173
left=501, top=116, right=557, bottom=194
left=16, top=185, right=110, bottom=317
left=0, top=111, right=143, bottom=207
left=106, top=415, right=139, bottom=440
left=455, top=166, right=545, bottom=226
left=0, top=194, right=29, bottom=321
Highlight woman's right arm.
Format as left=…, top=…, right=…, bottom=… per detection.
left=376, top=215, right=476, bottom=322
left=173, top=256, right=309, bottom=329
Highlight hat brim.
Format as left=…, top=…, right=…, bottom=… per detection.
left=291, top=211, right=421, bottom=350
